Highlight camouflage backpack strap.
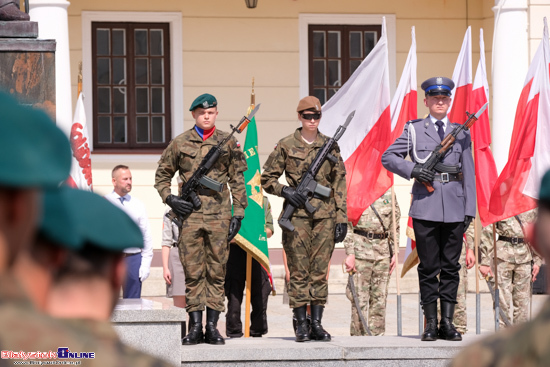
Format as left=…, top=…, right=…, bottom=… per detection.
left=514, top=215, right=525, bottom=234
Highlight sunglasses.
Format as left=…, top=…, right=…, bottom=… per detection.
left=301, top=112, right=322, bottom=120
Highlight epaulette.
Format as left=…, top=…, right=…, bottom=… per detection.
left=406, top=119, right=423, bottom=125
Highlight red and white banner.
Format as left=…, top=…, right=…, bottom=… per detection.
left=390, top=26, right=417, bottom=142
left=67, top=93, right=93, bottom=191
left=488, top=18, right=550, bottom=222
left=448, top=27, right=473, bottom=124
left=319, top=17, right=392, bottom=225
left=471, top=29, right=499, bottom=227
left=401, top=216, right=418, bottom=277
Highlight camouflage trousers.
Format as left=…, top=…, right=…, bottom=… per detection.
left=178, top=215, right=230, bottom=313
left=437, top=245, right=468, bottom=333
left=282, top=217, right=335, bottom=308
left=490, top=259, right=531, bottom=327
left=346, top=257, right=390, bottom=336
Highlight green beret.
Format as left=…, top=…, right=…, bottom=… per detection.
left=540, top=170, right=550, bottom=203
left=39, top=186, right=82, bottom=249
left=66, top=189, right=144, bottom=251
left=189, top=93, right=217, bottom=111
left=0, top=92, right=71, bottom=188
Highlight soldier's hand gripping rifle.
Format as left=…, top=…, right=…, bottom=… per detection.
left=167, top=104, right=261, bottom=228
left=278, top=110, right=355, bottom=232
left=417, top=102, right=488, bottom=193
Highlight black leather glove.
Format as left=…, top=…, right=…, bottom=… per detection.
left=334, top=223, right=348, bottom=243
left=464, top=215, right=474, bottom=233
left=166, top=194, right=193, bottom=217
left=282, top=186, right=307, bottom=208
left=228, top=216, right=243, bottom=242
left=411, top=164, right=435, bottom=183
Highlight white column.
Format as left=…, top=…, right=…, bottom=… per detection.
left=492, top=0, right=529, bottom=173
left=29, top=0, right=72, bottom=137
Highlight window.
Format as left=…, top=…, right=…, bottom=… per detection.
left=92, top=22, right=171, bottom=151
left=308, top=25, right=381, bottom=104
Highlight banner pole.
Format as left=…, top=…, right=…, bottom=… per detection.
left=244, top=253, right=252, bottom=338
left=474, top=217, right=481, bottom=334
left=391, top=186, right=402, bottom=336
left=492, top=223, right=500, bottom=331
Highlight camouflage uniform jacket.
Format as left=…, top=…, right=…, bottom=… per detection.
left=261, top=128, right=347, bottom=223
left=154, top=127, right=248, bottom=219
left=343, top=189, right=400, bottom=261
left=264, top=196, right=274, bottom=234
left=451, top=297, right=550, bottom=366
left=480, top=209, right=542, bottom=267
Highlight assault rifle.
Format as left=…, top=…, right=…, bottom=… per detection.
left=168, top=104, right=261, bottom=228
left=278, top=110, right=355, bottom=232
left=419, top=102, right=488, bottom=193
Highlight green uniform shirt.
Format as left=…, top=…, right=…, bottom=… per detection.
left=263, top=196, right=274, bottom=234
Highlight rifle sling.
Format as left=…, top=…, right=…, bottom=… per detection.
left=370, top=204, right=393, bottom=257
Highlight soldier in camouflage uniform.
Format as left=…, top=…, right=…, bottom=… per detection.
left=154, top=93, right=248, bottom=345
left=479, top=209, right=541, bottom=327
left=451, top=170, right=550, bottom=367
left=343, top=188, right=400, bottom=336
left=261, top=96, right=348, bottom=342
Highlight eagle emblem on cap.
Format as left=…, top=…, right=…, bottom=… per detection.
left=436, top=77, right=443, bottom=85
left=202, top=101, right=209, bottom=108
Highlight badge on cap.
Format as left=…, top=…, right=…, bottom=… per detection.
left=203, top=101, right=209, bottom=108
left=436, top=77, right=443, bottom=85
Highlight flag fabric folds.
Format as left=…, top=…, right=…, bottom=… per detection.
left=448, top=26, right=473, bottom=124
left=234, top=116, right=270, bottom=272
left=401, top=217, right=418, bottom=277
left=488, top=18, right=550, bottom=222
left=67, top=93, right=93, bottom=191
left=319, top=17, right=392, bottom=225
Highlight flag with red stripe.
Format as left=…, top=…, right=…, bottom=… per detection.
left=67, top=93, right=93, bottom=191
left=448, top=27, right=473, bottom=124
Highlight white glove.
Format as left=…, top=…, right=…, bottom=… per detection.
left=139, top=265, right=150, bottom=282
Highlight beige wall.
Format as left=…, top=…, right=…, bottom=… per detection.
left=66, top=0, right=498, bottom=250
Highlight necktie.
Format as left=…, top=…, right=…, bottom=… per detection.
left=119, top=197, right=125, bottom=205
left=436, top=120, right=445, bottom=141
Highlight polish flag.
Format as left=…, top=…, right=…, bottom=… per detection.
left=488, top=18, right=550, bottom=222
left=319, top=18, right=392, bottom=225
left=67, top=93, right=93, bottom=191
left=390, top=26, right=417, bottom=142
left=401, top=216, right=418, bottom=277
left=448, top=27, right=473, bottom=124
left=472, top=29, right=498, bottom=227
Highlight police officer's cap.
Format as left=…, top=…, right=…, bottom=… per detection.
left=189, top=93, right=217, bottom=111
left=0, top=92, right=71, bottom=188
left=539, top=169, right=550, bottom=204
left=421, top=77, right=455, bottom=97
left=39, top=186, right=82, bottom=249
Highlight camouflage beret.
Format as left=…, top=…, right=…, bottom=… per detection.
left=190, top=93, right=217, bottom=111
left=0, top=91, right=71, bottom=188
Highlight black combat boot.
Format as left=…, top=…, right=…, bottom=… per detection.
left=421, top=302, right=438, bottom=341
left=439, top=301, right=462, bottom=341
left=204, top=307, right=225, bottom=345
left=293, top=305, right=310, bottom=342
left=182, top=311, right=203, bottom=345
left=292, top=312, right=311, bottom=333
left=310, top=305, right=331, bottom=341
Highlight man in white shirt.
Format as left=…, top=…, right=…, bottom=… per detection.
left=105, top=165, right=153, bottom=298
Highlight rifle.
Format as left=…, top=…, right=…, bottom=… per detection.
left=278, top=110, right=355, bottom=232
left=168, top=104, right=261, bottom=228
left=419, top=102, right=488, bottom=193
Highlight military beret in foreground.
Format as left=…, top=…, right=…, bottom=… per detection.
left=64, top=189, right=144, bottom=251
left=189, top=93, right=218, bottom=111
left=39, top=186, right=82, bottom=249
left=297, top=96, right=322, bottom=113
left=421, top=77, right=455, bottom=97
left=539, top=169, right=550, bottom=203
left=0, top=91, right=71, bottom=188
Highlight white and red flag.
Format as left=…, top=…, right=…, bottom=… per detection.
left=390, top=26, right=417, bottom=142
left=448, top=26, right=473, bottom=124
left=488, top=18, right=550, bottom=222
left=67, top=93, right=93, bottom=191
left=319, top=17, right=392, bottom=225
left=471, top=29, right=498, bottom=227
left=401, top=217, right=418, bottom=277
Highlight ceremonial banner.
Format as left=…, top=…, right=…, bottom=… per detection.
left=234, top=116, right=270, bottom=272
left=448, top=27, right=473, bottom=124
left=401, top=217, right=418, bottom=277
left=319, top=17, right=392, bottom=225
left=488, top=18, right=550, bottom=222
left=67, top=93, right=93, bottom=191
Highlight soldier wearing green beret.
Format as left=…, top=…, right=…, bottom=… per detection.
left=154, top=93, right=248, bottom=345
left=452, top=169, right=550, bottom=366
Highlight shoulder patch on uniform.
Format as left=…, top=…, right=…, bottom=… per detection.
left=236, top=141, right=241, bottom=148
left=383, top=199, right=389, bottom=204
left=274, top=143, right=278, bottom=149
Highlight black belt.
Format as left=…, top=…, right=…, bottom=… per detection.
left=122, top=252, right=141, bottom=258
left=198, top=188, right=223, bottom=196
left=499, top=236, right=525, bottom=244
left=433, top=172, right=463, bottom=183
left=354, top=229, right=388, bottom=240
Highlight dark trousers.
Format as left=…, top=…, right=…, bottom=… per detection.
left=224, top=243, right=271, bottom=337
left=123, top=252, right=142, bottom=299
left=412, top=219, right=463, bottom=305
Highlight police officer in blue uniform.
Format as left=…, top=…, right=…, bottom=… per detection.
left=382, top=77, right=476, bottom=342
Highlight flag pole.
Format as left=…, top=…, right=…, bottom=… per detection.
left=243, top=78, right=256, bottom=339
left=474, top=217, right=481, bottom=334
left=492, top=223, right=500, bottom=331
left=391, top=186, right=402, bottom=336
left=77, top=61, right=83, bottom=97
